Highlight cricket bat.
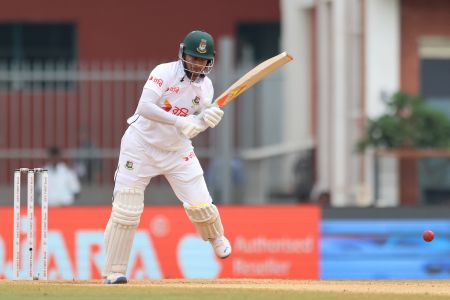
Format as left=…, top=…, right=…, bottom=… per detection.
left=182, top=52, right=293, bottom=137
left=214, top=51, right=293, bottom=107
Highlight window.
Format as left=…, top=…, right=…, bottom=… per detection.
left=418, top=37, right=450, bottom=205
left=421, top=59, right=450, bottom=100
left=236, top=22, right=280, bottom=63
left=0, top=24, right=14, bottom=62
left=0, top=23, right=77, bottom=89
left=0, top=22, right=76, bottom=64
left=420, top=37, right=450, bottom=102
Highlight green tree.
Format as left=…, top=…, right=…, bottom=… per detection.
left=358, top=92, right=450, bottom=151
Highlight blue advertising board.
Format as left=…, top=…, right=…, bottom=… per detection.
left=321, top=220, right=450, bottom=279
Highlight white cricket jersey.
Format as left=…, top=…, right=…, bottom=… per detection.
left=128, top=60, right=214, bottom=151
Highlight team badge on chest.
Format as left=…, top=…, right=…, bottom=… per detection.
left=192, top=96, right=200, bottom=106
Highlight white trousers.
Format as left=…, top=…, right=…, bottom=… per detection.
left=113, top=126, right=212, bottom=207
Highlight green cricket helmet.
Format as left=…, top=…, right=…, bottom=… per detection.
left=179, top=30, right=215, bottom=75
left=182, top=30, right=215, bottom=60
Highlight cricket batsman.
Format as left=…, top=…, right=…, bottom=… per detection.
left=102, top=30, right=231, bottom=284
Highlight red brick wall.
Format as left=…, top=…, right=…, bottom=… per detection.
left=0, top=0, right=280, bottom=62
left=400, top=0, right=450, bottom=204
left=401, top=0, right=450, bottom=94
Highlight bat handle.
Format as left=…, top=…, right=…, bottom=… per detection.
left=194, top=102, right=219, bottom=124
left=195, top=101, right=221, bottom=122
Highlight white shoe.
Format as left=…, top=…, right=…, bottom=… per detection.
left=103, top=272, right=128, bottom=284
left=210, top=236, right=232, bottom=259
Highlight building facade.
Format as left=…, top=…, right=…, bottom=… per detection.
left=282, top=0, right=450, bottom=206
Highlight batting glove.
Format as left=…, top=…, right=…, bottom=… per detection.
left=175, top=115, right=206, bottom=139
left=202, top=106, right=224, bottom=128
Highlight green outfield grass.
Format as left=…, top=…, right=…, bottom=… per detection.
left=1, top=280, right=449, bottom=300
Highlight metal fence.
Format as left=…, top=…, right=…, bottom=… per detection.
left=0, top=60, right=309, bottom=204
left=0, top=61, right=154, bottom=185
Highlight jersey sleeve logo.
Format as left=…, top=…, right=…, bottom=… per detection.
left=148, top=75, right=164, bottom=87
left=166, top=86, right=180, bottom=94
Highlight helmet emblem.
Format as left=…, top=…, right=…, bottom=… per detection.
left=196, top=39, right=207, bottom=54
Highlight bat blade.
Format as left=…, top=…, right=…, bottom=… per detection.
left=214, top=51, right=293, bottom=107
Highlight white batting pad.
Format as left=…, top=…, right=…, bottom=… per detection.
left=185, top=203, right=224, bottom=241
left=103, top=188, right=144, bottom=276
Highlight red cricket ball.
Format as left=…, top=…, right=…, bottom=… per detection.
left=422, top=230, right=434, bottom=242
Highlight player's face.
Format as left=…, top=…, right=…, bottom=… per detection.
left=184, top=54, right=209, bottom=75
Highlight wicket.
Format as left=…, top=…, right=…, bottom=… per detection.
left=13, top=168, right=49, bottom=280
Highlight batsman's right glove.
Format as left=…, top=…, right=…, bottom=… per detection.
left=202, top=106, right=224, bottom=128
left=175, top=115, right=208, bottom=139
